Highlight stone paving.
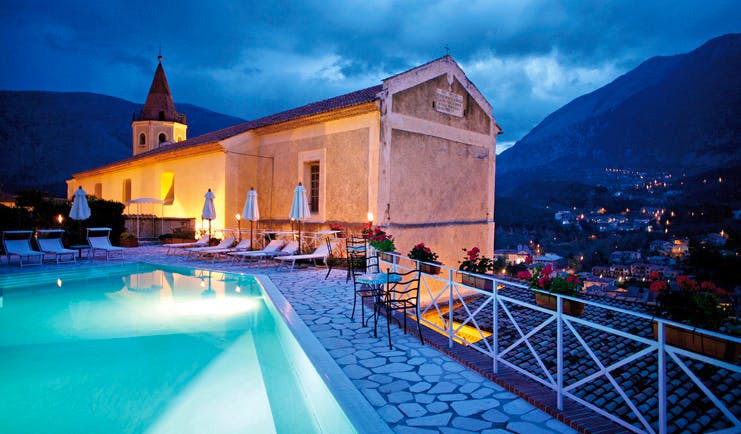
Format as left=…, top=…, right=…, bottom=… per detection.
left=0, top=246, right=577, bottom=434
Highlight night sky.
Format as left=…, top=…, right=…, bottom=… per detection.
left=1, top=1, right=738, bottom=152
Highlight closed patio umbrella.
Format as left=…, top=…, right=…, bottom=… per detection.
left=289, top=183, right=311, bottom=253
left=202, top=189, right=216, bottom=239
left=241, top=187, right=260, bottom=250
left=69, top=186, right=91, bottom=220
left=69, top=186, right=91, bottom=243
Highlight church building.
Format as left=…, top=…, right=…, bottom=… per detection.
left=68, top=55, right=501, bottom=265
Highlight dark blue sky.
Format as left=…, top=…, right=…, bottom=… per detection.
left=1, top=0, right=738, bottom=151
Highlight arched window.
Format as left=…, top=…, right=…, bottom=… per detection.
left=159, top=133, right=167, bottom=143
left=139, top=133, right=146, bottom=145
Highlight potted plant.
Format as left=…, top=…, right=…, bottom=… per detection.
left=519, top=264, right=585, bottom=316
left=650, top=273, right=738, bottom=362
left=119, top=231, right=139, bottom=248
left=459, top=246, right=496, bottom=290
left=159, top=230, right=196, bottom=244
left=408, top=243, right=441, bottom=275
left=368, top=227, right=397, bottom=262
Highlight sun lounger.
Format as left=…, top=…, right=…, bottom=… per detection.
left=274, top=240, right=337, bottom=271
left=185, top=237, right=236, bottom=260
left=36, top=229, right=76, bottom=264
left=229, top=239, right=292, bottom=264
left=87, top=227, right=125, bottom=261
left=165, top=236, right=210, bottom=255
left=199, top=238, right=252, bottom=262
left=2, top=230, right=44, bottom=267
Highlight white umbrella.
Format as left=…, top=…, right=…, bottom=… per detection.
left=127, top=197, right=164, bottom=238
left=289, top=183, right=311, bottom=253
left=201, top=189, right=216, bottom=238
left=69, top=186, right=91, bottom=245
left=69, top=186, right=91, bottom=220
left=241, top=187, right=260, bottom=250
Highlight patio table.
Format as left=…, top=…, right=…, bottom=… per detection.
left=356, top=272, right=402, bottom=328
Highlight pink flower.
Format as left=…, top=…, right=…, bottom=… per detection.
left=524, top=256, right=533, bottom=264
left=518, top=270, right=532, bottom=280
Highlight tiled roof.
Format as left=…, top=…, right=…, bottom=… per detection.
left=132, top=84, right=382, bottom=160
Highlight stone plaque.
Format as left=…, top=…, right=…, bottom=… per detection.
left=434, top=89, right=464, bottom=117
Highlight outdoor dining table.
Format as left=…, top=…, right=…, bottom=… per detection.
left=356, top=271, right=402, bottom=328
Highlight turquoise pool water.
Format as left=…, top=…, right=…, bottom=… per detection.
left=0, top=263, right=357, bottom=433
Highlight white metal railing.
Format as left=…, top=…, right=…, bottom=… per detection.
left=372, top=250, right=741, bottom=434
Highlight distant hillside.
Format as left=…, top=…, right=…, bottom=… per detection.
left=0, top=91, right=245, bottom=196
left=497, top=33, right=741, bottom=195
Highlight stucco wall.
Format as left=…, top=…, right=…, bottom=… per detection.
left=391, top=75, right=490, bottom=135
left=250, top=112, right=379, bottom=227
left=68, top=151, right=226, bottom=231
left=388, top=129, right=490, bottom=223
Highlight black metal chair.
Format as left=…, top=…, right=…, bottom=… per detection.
left=350, top=253, right=379, bottom=326
left=345, top=235, right=367, bottom=282
left=374, top=269, right=424, bottom=350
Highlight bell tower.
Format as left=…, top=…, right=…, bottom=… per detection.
left=131, top=55, right=188, bottom=156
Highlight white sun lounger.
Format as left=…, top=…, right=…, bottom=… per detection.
left=87, top=227, right=125, bottom=261
left=165, top=236, right=210, bottom=255
left=229, top=239, right=293, bottom=264
left=274, top=240, right=337, bottom=271
left=36, top=229, right=76, bottom=264
left=185, top=237, right=236, bottom=260
left=2, top=230, right=44, bottom=267
left=198, top=238, right=251, bottom=262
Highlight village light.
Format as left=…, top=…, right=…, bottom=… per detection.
left=367, top=212, right=374, bottom=226
left=56, top=214, right=64, bottom=226
left=235, top=214, right=241, bottom=241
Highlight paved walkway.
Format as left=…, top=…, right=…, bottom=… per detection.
left=1, top=246, right=576, bottom=434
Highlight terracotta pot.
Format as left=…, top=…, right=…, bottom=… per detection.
left=653, top=321, right=740, bottom=363
left=378, top=251, right=397, bottom=262
left=461, top=273, right=493, bottom=291
left=419, top=262, right=442, bottom=275
left=119, top=238, right=139, bottom=248
left=534, top=292, right=585, bottom=317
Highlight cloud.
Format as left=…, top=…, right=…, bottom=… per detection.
left=1, top=0, right=738, bottom=142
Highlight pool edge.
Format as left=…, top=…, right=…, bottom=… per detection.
left=255, top=274, right=393, bottom=434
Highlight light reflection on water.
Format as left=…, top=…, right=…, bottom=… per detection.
left=0, top=263, right=355, bottom=434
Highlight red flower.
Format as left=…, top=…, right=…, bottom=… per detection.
left=676, top=275, right=699, bottom=292
left=524, top=256, right=533, bottom=264
left=650, top=280, right=669, bottom=293
left=518, top=270, right=532, bottom=280
left=542, top=264, right=553, bottom=276
left=648, top=271, right=662, bottom=281
left=538, top=276, right=551, bottom=289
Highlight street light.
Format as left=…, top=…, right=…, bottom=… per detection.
left=56, top=214, right=64, bottom=227
left=236, top=214, right=241, bottom=241
left=367, top=212, right=374, bottom=227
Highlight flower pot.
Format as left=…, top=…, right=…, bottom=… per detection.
left=119, top=239, right=139, bottom=248
left=378, top=251, right=397, bottom=263
left=461, top=273, right=493, bottom=291
left=534, top=292, right=585, bottom=317
left=653, top=321, right=740, bottom=363
left=419, top=262, right=442, bottom=275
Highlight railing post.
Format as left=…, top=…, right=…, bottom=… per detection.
left=658, top=320, right=667, bottom=434
left=556, top=293, right=564, bottom=411
left=493, top=277, right=499, bottom=374
left=448, top=268, right=454, bottom=348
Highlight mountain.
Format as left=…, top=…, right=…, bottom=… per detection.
left=497, top=33, right=741, bottom=195
left=0, top=91, right=245, bottom=196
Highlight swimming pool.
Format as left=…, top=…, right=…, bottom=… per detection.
left=0, top=263, right=386, bottom=433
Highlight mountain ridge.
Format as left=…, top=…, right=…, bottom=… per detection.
left=497, top=33, right=741, bottom=195
left=0, top=91, right=245, bottom=196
